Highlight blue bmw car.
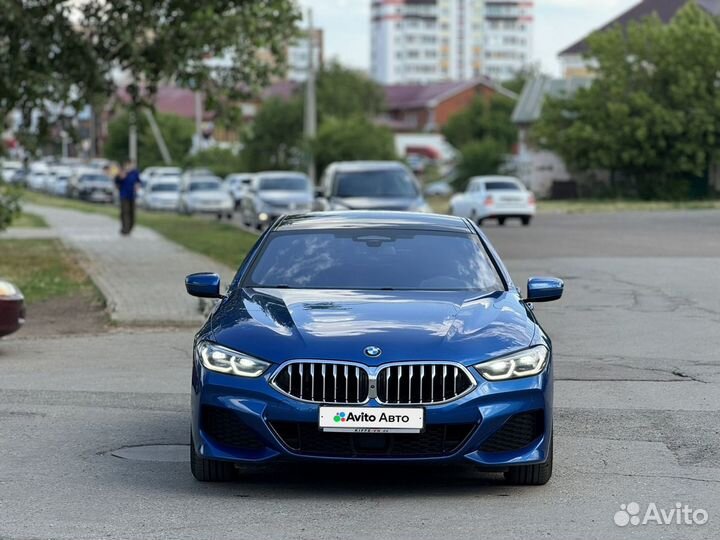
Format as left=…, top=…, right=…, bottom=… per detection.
left=186, top=212, right=563, bottom=484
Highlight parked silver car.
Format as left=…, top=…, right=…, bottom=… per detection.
left=240, top=171, right=313, bottom=230
left=177, top=176, right=234, bottom=219
left=140, top=178, right=181, bottom=211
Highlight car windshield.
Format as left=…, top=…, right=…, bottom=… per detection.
left=485, top=181, right=522, bottom=191
left=259, top=177, right=308, bottom=191
left=81, top=174, right=110, bottom=183
left=151, top=183, right=178, bottom=192
left=246, top=229, right=503, bottom=291
left=189, top=181, right=220, bottom=192
left=334, top=169, right=418, bottom=198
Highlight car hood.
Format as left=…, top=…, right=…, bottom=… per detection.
left=210, top=288, right=535, bottom=366
left=259, top=191, right=312, bottom=205
left=148, top=192, right=179, bottom=201
left=188, top=191, right=228, bottom=201
left=333, top=197, right=420, bottom=211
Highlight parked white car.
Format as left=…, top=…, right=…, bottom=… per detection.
left=177, top=176, right=234, bottom=219
left=1, top=160, right=23, bottom=183
left=224, top=173, right=253, bottom=208
left=450, top=176, right=536, bottom=226
left=141, top=166, right=183, bottom=184
left=140, top=178, right=181, bottom=211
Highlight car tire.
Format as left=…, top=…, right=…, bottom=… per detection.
left=498, top=217, right=507, bottom=226
left=190, top=435, right=236, bottom=482
left=521, top=216, right=532, bottom=226
left=504, top=437, right=553, bottom=486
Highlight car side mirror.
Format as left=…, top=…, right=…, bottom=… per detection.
left=185, top=272, right=223, bottom=298
left=525, top=277, right=564, bottom=303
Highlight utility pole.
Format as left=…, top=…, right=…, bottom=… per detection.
left=144, top=108, right=172, bottom=164
left=194, top=90, right=203, bottom=154
left=304, top=8, right=317, bottom=183
left=128, top=109, right=138, bottom=164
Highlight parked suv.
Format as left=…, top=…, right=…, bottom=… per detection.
left=315, top=161, right=431, bottom=212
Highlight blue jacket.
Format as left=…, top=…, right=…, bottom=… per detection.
left=116, top=169, right=141, bottom=201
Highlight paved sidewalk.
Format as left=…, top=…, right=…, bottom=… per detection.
left=26, top=204, right=235, bottom=325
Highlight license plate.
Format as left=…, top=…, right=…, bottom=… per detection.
left=319, top=406, right=424, bottom=433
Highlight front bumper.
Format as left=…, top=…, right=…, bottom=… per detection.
left=191, top=359, right=552, bottom=467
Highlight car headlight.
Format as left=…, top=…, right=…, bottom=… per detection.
left=196, top=341, right=270, bottom=378
left=475, top=346, right=549, bottom=381
left=0, top=280, right=20, bottom=297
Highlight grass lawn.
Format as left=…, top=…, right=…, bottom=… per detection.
left=427, top=195, right=720, bottom=215
left=0, top=239, right=99, bottom=304
left=11, top=212, right=48, bottom=228
left=538, top=199, right=720, bottom=213
left=21, top=191, right=258, bottom=268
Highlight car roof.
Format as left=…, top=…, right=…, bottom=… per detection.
left=330, top=161, right=408, bottom=172
left=255, top=171, right=309, bottom=178
left=274, top=211, right=472, bottom=233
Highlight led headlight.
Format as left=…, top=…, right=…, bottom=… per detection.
left=0, top=280, right=19, bottom=297
left=196, top=341, right=270, bottom=378
left=475, top=346, right=549, bottom=381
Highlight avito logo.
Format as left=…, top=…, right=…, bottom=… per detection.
left=333, top=411, right=410, bottom=423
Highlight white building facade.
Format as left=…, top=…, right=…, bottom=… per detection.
left=483, top=0, right=533, bottom=81
left=371, top=0, right=532, bottom=84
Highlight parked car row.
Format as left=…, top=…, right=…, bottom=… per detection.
left=8, top=156, right=537, bottom=227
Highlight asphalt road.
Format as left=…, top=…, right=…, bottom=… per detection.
left=1, top=210, right=719, bottom=540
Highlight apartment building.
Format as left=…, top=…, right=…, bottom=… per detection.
left=371, top=0, right=532, bottom=84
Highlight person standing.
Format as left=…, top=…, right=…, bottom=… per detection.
left=115, top=162, right=141, bottom=235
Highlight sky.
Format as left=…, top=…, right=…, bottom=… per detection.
left=296, top=0, right=641, bottom=77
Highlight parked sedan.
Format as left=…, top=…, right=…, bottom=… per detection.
left=185, top=212, right=563, bottom=484
left=140, top=179, right=180, bottom=211
left=450, top=176, right=536, bottom=226
left=315, top=161, right=430, bottom=212
left=73, top=172, right=115, bottom=203
left=178, top=177, right=234, bottom=219
left=240, top=172, right=312, bottom=229
left=0, top=280, right=25, bottom=338
left=224, top=174, right=253, bottom=208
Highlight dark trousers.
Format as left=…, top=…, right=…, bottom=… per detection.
left=120, top=198, right=136, bottom=234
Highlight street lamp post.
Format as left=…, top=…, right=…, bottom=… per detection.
left=304, top=8, right=317, bottom=183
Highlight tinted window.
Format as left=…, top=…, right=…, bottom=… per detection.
left=485, top=181, right=522, bottom=191
left=259, top=177, right=309, bottom=191
left=151, top=183, right=178, bottom=192
left=246, top=229, right=503, bottom=291
left=334, top=169, right=418, bottom=198
left=189, top=181, right=220, bottom=192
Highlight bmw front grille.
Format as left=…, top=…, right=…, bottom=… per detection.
left=271, top=361, right=475, bottom=405
left=272, top=361, right=370, bottom=404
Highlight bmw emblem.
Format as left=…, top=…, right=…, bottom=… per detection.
left=364, top=346, right=382, bottom=358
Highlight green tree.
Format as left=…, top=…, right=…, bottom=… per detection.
left=311, top=116, right=396, bottom=176
left=533, top=3, right=720, bottom=199
left=455, top=139, right=507, bottom=191
left=183, top=148, right=246, bottom=178
left=105, top=112, right=195, bottom=170
left=315, top=62, right=385, bottom=121
left=241, top=97, right=305, bottom=171
left=442, top=95, right=517, bottom=150
left=0, top=1, right=299, bottom=120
